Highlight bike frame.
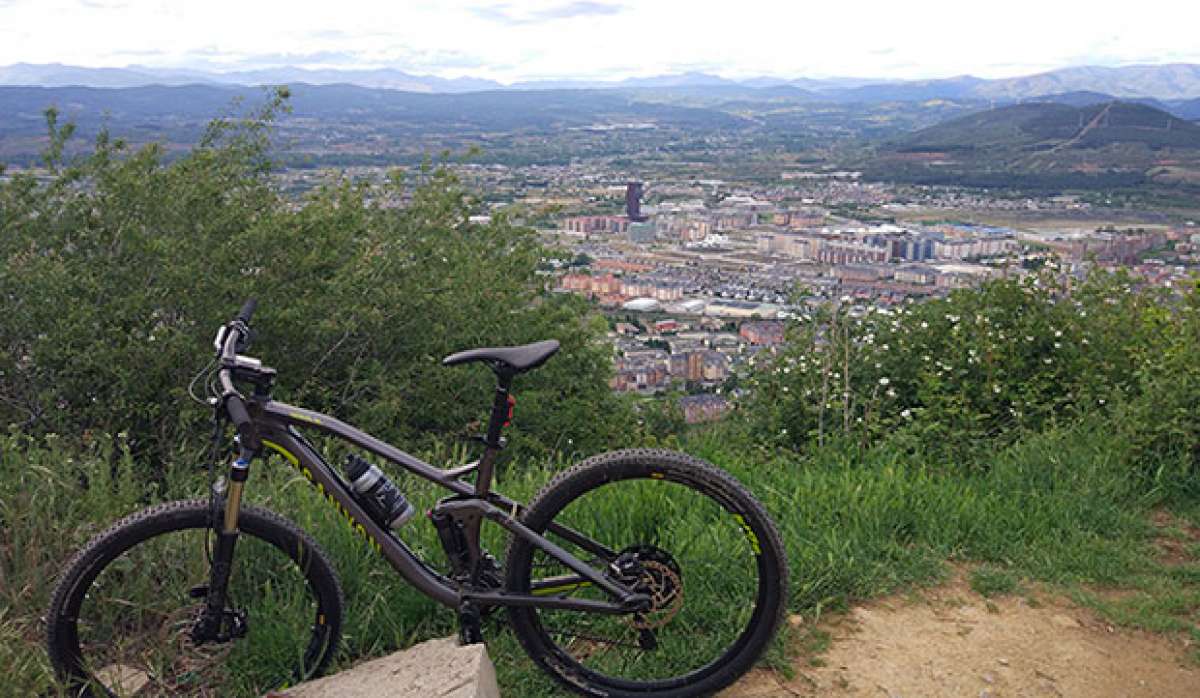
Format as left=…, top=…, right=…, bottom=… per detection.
left=230, top=397, right=644, bottom=616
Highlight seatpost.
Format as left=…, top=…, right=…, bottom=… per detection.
left=475, top=371, right=513, bottom=497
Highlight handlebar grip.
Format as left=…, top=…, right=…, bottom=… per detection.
left=235, top=298, right=258, bottom=325
left=223, top=393, right=259, bottom=450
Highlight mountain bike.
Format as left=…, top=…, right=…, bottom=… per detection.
left=46, top=300, right=789, bottom=697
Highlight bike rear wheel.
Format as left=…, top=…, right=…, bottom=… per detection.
left=47, top=499, right=343, bottom=697
left=505, top=449, right=788, bottom=697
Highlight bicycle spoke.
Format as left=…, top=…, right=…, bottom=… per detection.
left=48, top=501, right=342, bottom=697
left=546, top=626, right=646, bottom=651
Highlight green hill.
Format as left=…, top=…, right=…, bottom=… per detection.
left=894, top=101, right=1200, bottom=154
left=871, top=101, right=1200, bottom=191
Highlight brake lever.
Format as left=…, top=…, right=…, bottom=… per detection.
left=235, top=328, right=255, bottom=353
left=212, top=325, right=229, bottom=355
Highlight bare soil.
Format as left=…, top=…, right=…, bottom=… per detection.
left=1150, top=510, right=1200, bottom=567
left=724, top=576, right=1200, bottom=698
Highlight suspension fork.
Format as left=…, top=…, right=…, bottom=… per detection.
left=192, top=455, right=251, bottom=643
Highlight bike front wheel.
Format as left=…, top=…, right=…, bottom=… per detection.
left=46, top=499, right=343, bottom=697
left=505, top=449, right=789, bottom=697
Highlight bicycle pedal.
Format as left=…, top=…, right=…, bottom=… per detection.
left=457, top=602, right=484, bottom=645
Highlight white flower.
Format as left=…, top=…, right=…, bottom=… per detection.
left=992, top=384, right=1001, bottom=394
left=901, top=409, right=913, bottom=419
left=879, top=377, right=890, bottom=386
left=887, top=388, right=897, bottom=398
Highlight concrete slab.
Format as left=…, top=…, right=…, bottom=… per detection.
left=272, top=637, right=500, bottom=698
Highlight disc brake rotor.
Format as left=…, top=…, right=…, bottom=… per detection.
left=629, top=559, right=683, bottom=629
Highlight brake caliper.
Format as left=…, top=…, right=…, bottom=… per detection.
left=610, top=545, right=685, bottom=636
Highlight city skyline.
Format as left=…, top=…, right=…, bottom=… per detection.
left=1, top=0, right=1198, bottom=84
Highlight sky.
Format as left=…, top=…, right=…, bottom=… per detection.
left=1, top=0, right=1198, bottom=83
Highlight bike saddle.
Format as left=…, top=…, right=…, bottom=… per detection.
left=441, top=339, right=560, bottom=376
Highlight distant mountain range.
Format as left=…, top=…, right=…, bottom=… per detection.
left=3, top=67, right=1199, bottom=191
left=4, top=62, right=1200, bottom=102
left=0, top=63, right=501, bottom=93
left=0, top=83, right=749, bottom=135
left=971, top=64, right=1200, bottom=102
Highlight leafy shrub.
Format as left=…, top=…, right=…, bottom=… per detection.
left=0, top=95, right=634, bottom=466
left=744, top=267, right=1200, bottom=479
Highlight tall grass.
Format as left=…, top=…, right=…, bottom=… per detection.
left=2, top=415, right=1195, bottom=695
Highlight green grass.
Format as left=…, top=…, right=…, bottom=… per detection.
left=969, top=565, right=1023, bottom=598
left=3, top=416, right=1199, bottom=695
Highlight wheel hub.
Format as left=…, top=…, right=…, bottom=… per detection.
left=611, top=545, right=684, bottom=630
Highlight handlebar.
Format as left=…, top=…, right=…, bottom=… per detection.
left=218, top=299, right=260, bottom=454
left=235, top=298, right=257, bottom=325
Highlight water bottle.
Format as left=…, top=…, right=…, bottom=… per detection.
left=344, top=454, right=415, bottom=529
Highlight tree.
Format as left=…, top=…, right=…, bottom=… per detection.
left=0, top=96, right=633, bottom=466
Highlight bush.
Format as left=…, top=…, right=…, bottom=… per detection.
left=743, top=267, right=1200, bottom=480
left=0, top=96, right=635, bottom=467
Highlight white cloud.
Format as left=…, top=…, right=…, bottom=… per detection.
left=0, top=0, right=1197, bottom=82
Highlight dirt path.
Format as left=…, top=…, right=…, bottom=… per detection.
left=1049, top=102, right=1113, bottom=153
left=724, top=576, right=1199, bottom=698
